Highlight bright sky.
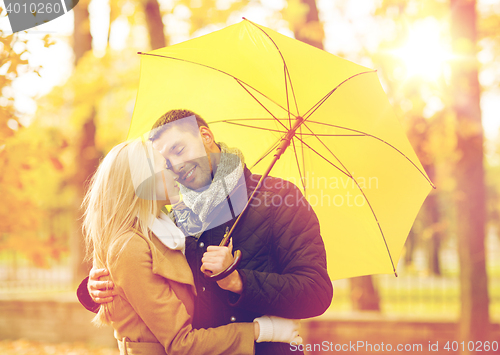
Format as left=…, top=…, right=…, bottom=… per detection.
left=0, top=0, right=499, bottom=154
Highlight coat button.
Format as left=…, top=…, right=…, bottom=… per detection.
left=199, top=242, right=205, bottom=248
left=202, top=287, right=206, bottom=292
left=230, top=316, right=236, bottom=322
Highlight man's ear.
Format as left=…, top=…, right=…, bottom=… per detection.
left=199, top=126, right=219, bottom=153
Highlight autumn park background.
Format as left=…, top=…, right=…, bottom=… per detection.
left=0, top=0, right=499, bottom=354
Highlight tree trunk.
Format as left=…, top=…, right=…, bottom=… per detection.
left=450, top=0, right=490, bottom=351
left=424, top=169, right=442, bottom=276
left=143, top=0, right=166, bottom=50
left=291, top=0, right=324, bottom=49
left=73, top=0, right=92, bottom=65
left=349, top=276, right=381, bottom=311
left=71, top=0, right=98, bottom=284
left=404, top=228, right=415, bottom=267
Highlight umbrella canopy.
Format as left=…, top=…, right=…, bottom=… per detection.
left=128, top=19, right=434, bottom=280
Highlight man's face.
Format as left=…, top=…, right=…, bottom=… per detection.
left=152, top=126, right=212, bottom=191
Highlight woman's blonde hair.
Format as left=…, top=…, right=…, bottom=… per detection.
left=82, top=139, right=163, bottom=326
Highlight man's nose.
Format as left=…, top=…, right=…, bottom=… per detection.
left=168, top=157, right=186, bottom=174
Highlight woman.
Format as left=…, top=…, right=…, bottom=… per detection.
left=82, top=139, right=299, bottom=355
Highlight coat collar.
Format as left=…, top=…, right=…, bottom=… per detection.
left=134, top=230, right=196, bottom=293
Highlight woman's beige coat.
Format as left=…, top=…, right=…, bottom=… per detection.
left=107, top=230, right=255, bottom=355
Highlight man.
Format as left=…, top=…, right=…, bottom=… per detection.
left=77, top=109, right=333, bottom=354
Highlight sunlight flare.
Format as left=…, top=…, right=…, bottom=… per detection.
left=392, top=17, right=452, bottom=81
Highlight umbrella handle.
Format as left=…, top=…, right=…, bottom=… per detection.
left=205, top=226, right=242, bottom=281
left=205, top=250, right=242, bottom=281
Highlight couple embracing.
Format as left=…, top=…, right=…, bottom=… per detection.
left=77, top=109, right=333, bottom=354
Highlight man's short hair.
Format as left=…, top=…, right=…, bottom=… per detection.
left=148, top=109, right=209, bottom=141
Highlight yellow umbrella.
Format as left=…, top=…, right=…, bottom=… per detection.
left=128, top=19, right=435, bottom=280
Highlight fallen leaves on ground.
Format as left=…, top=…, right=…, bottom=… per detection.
left=0, top=339, right=119, bottom=355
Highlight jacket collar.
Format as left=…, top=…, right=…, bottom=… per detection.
left=134, top=230, right=196, bottom=291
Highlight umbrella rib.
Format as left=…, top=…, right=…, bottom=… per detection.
left=209, top=118, right=367, bottom=139
left=295, top=135, right=397, bottom=275
left=244, top=18, right=300, bottom=119
left=352, top=182, right=397, bottom=275
left=298, top=133, right=366, bottom=136
left=216, top=121, right=365, bottom=137
left=249, top=137, right=282, bottom=170
left=218, top=121, right=288, bottom=134
left=303, top=70, right=377, bottom=120
left=209, top=119, right=364, bottom=136
left=304, top=121, right=435, bottom=188
left=209, top=119, right=366, bottom=136
left=234, top=79, right=289, bottom=131
left=285, top=65, right=300, bottom=117
left=214, top=121, right=286, bottom=169
left=284, top=65, right=292, bottom=130
left=302, top=122, right=353, bottom=178
left=294, top=136, right=350, bottom=178
left=138, top=52, right=292, bottom=119
left=300, top=125, right=306, bottom=196
left=209, top=118, right=288, bottom=123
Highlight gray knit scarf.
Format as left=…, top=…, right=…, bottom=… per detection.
left=178, top=142, right=245, bottom=224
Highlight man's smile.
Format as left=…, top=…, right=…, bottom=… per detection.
left=182, top=166, right=196, bottom=183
